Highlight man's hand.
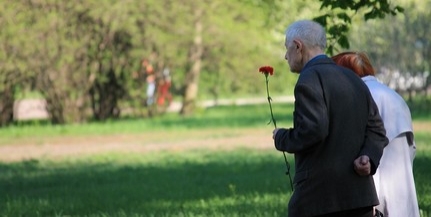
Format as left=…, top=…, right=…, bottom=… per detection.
left=353, top=155, right=371, bottom=176
left=272, top=128, right=280, bottom=139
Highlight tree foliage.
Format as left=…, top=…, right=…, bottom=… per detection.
left=313, top=0, right=404, bottom=55
left=348, top=0, right=431, bottom=101
left=0, top=2, right=33, bottom=126
left=0, top=0, right=411, bottom=126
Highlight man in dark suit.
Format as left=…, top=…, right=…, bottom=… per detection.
left=272, top=20, right=388, bottom=217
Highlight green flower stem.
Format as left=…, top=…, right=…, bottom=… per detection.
left=265, top=74, right=277, bottom=128
left=265, top=73, right=293, bottom=191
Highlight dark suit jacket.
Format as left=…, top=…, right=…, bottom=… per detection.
left=274, top=56, right=388, bottom=217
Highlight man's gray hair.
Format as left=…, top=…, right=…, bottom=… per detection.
left=285, top=20, right=326, bottom=50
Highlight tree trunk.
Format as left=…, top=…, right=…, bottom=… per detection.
left=89, top=68, right=123, bottom=120
left=37, top=71, right=66, bottom=125
left=0, top=85, right=15, bottom=127
left=45, top=95, right=65, bottom=125
left=180, top=8, right=203, bottom=116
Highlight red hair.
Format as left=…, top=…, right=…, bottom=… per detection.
left=331, top=51, right=375, bottom=77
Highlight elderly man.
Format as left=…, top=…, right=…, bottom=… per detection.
left=272, top=20, right=388, bottom=217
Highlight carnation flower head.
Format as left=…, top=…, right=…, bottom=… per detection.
left=259, top=66, right=274, bottom=76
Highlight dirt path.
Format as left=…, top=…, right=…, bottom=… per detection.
left=0, top=128, right=275, bottom=162
left=1, top=121, right=430, bottom=163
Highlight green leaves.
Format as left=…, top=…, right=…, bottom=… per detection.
left=314, top=0, right=403, bottom=54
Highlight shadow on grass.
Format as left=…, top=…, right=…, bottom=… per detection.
left=0, top=150, right=293, bottom=216
left=2, top=135, right=429, bottom=217
left=414, top=155, right=431, bottom=217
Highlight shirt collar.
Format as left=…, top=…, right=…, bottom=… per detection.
left=303, top=54, right=327, bottom=70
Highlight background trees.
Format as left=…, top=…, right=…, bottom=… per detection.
left=0, top=0, right=427, bottom=126
left=0, top=2, right=34, bottom=126
left=349, top=0, right=431, bottom=102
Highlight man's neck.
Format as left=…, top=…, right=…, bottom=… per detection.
left=302, top=49, right=325, bottom=67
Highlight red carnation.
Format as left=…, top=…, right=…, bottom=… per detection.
left=258, top=65, right=276, bottom=128
left=258, top=65, right=292, bottom=191
left=259, top=66, right=274, bottom=76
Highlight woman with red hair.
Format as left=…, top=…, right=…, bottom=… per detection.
left=332, top=51, right=420, bottom=217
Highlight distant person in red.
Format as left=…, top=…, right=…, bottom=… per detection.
left=157, top=67, right=172, bottom=107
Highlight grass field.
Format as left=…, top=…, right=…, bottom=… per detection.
left=0, top=103, right=430, bottom=217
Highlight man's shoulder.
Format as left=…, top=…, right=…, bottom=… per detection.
left=301, top=59, right=343, bottom=77
left=302, top=56, right=338, bottom=73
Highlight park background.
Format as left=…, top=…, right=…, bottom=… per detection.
left=0, top=0, right=430, bottom=216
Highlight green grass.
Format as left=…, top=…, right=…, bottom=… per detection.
left=407, top=96, right=431, bottom=120
left=0, top=103, right=294, bottom=143
left=0, top=150, right=293, bottom=217
left=0, top=103, right=430, bottom=216
left=1, top=147, right=430, bottom=217
left=414, top=131, right=431, bottom=217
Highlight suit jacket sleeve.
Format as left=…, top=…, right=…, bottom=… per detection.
left=274, top=82, right=329, bottom=153
left=359, top=95, right=388, bottom=175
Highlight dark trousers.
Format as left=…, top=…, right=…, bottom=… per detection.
left=314, top=206, right=374, bottom=217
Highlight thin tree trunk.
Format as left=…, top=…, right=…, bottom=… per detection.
left=0, top=85, right=15, bottom=126
left=180, top=8, right=203, bottom=116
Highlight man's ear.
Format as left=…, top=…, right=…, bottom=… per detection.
left=293, top=39, right=302, bottom=52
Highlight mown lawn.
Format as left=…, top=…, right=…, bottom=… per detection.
left=0, top=103, right=430, bottom=217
